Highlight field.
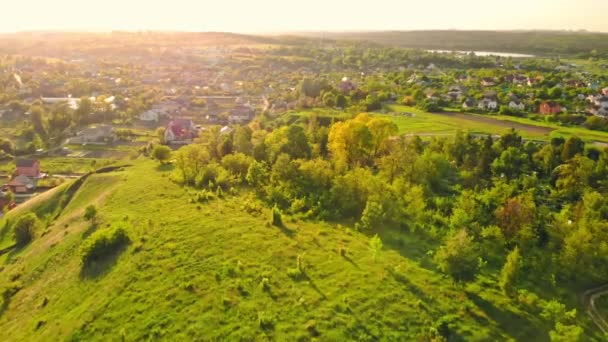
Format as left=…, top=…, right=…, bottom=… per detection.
left=384, top=105, right=608, bottom=143
left=0, top=158, right=603, bottom=340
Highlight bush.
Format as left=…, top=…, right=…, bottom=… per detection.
left=13, top=213, right=40, bottom=245
left=271, top=206, right=283, bottom=227
left=80, top=224, right=130, bottom=265
left=152, top=145, right=172, bottom=164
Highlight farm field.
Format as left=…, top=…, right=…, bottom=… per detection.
left=384, top=105, right=608, bottom=143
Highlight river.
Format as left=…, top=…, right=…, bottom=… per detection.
left=427, top=49, right=535, bottom=58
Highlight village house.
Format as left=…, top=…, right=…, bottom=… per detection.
left=508, top=95, right=526, bottom=111
left=164, top=119, right=196, bottom=144
left=539, top=101, right=562, bottom=115
left=6, top=175, right=36, bottom=194
left=478, top=93, right=498, bottom=111
left=138, top=109, right=160, bottom=122
left=67, top=124, right=117, bottom=145
left=15, top=159, right=41, bottom=178
left=228, top=103, right=254, bottom=124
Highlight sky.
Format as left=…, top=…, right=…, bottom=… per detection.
left=1, top=0, right=607, bottom=33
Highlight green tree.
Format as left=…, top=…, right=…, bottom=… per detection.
left=499, top=247, right=520, bottom=295
left=152, top=145, right=172, bottom=164
left=233, top=126, right=253, bottom=156
left=434, top=229, right=479, bottom=280
left=84, top=205, right=98, bottom=223
left=13, top=213, right=39, bottom=245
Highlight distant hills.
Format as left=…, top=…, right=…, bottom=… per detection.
left=288, top=30, right=608, bottom=55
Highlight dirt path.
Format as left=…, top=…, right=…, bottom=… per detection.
left=583, top=284, right=608, bottom=335
left=439, top=111, right=554, bottom=135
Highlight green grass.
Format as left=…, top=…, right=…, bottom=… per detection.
left=385, top=105, right=608, bottom=143
left=0, top=159, right=603, bottom=340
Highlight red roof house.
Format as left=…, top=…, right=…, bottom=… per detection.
left=15, top=159, right=40, bottom=178
left=539, top=102, right=562, bottom=115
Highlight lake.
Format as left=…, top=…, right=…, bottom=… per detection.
left=427, top=49, right=535, bottom=58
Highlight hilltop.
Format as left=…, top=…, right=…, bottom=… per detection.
left=0, top=158, right=600, bottom=341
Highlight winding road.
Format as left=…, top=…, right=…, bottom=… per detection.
left=583, top=284, right=608, bottom=335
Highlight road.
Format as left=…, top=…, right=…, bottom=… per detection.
left=583, top=284, right=608, bottom=335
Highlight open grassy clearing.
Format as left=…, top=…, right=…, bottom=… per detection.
left=0, top=159, right=603, bottom=340
left=385, top=105, right=608, bottom=143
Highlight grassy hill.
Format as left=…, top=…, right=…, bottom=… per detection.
left=0, top=159, right=602, bottom=340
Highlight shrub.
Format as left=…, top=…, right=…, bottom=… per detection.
left=260, top=277, right=270, bottom=291
left=258, top=312, right=275, bottom=330
left=152, top=145, right=172, bottom=164
left=80, top=224, right=130, bottom=265
left=13, top=213, right=40, bottom=245
left=271, top=206, right=283, bottom=227
left=84, top=205, right=97, bottom=222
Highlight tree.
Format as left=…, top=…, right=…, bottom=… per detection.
left=336, top=94, right=347, bottom=108
left=13, top=213, right=39, bottom=245
left=322, top=92, right=336, bottom=107
left=495, top=195, right=535, bottom=242
left=434, top=229, right=479, bottom=280
left=152, top=145, right=172, bottom=164
left=549, top=323, right=583, bottom=342
left=174, top=144, right=210, bottom=185
left=491, top=147, right=529, bottom=179
left=369, top=234, right=383, bottom=261
left=155, top=127, right=166, bottom=144
left=233, top=126, right=253, bottom=155
left=84, top=205, right=98, bottom=223
left=560, top=136, right=585, bottom=162
left=499, top=247, right=520, bottom=295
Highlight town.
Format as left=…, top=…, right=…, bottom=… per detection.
left=2, top=30, right=608, bottom=341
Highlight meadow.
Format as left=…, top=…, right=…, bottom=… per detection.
left=0, top=159, right=603, bottom=340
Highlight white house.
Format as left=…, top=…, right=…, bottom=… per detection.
left=478, top=98, right=498, bottom=111
left=508, top=100, right=526, bottom=111
left=139, top=109, right=160, bottom=122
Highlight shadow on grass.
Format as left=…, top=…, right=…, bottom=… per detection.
left=82, top=223, right=99, bottom=240
left=79, top=243, right=128, bottom=279
left=156, top=163, right=174, bottom=172
left=302, top=272, right=326, bottom=300
left=342, top=254, right=360, bottom=269
left=466, top=291, right=547, bottom=341
left=379, top=230, right=437, bottom=271
left=387, top=267, right=438, bottom=309
left=274, top=223, right=295, bottom=238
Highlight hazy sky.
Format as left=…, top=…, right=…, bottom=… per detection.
left=2, top=0, right=607, bottom=33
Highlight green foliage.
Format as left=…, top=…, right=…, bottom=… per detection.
left=13, top=213, right=40, bottom=246
left=434, top=229, right=479, bottom=280
left=549, top=323, right=583, bottom=342
left=368, top=235, right=383, bottom=261
left=83, top=205, right=97, bottom=222
left=80, top=223, right=130, bottom=265
left=152, top=145, right=172, bottom=164
left=271, top=206, right=283, bottom=227
left=499, top=247, right=520, bottom=295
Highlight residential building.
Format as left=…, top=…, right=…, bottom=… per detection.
left=68, top=124, right=117, bottom=145
left=539, top=102, right=562, bottom=115
left=6, top=175, right=36, bottom=194
left=165, top=119, right=196, bottom=144
left=15, top=159, right=41, bottom=178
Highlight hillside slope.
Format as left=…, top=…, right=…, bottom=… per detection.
left=0, top=159, right=599, bottom=340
